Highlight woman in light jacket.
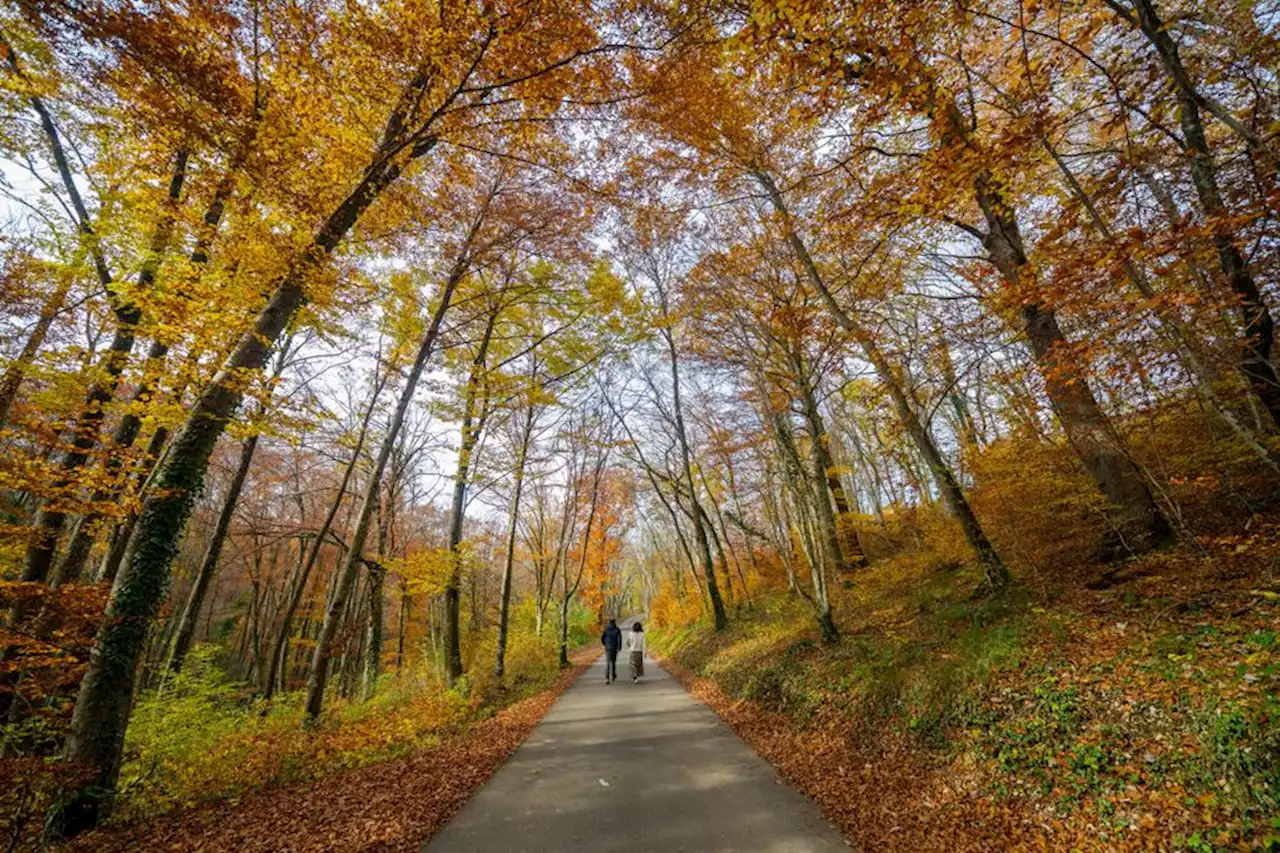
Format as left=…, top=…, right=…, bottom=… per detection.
left=626, top=621, right=646, bottom=683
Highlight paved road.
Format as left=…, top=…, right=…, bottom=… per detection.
left=423, top=652, right=849, bottom=853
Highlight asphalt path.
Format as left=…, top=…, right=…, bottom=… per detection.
left=423, top=650, right=849, bottom=853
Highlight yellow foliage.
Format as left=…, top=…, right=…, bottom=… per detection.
left=650, top=579, right=702, bottom=630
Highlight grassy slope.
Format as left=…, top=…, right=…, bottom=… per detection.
left=653, top=531, right=1280, bottom=852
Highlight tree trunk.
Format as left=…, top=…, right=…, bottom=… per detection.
left=697, top=501, right=735, bottom=605
left=20, top=151, right=188, bottom=590
left=759, top=380, right=839, bottom=637
left=396, top=578, right=411, bottom=670
left=304, top=251, right=462, bottom=720
left=558, top=587, right=571, bottom=670
left=754, top=169, right=1009, bottom=591
left=443, top=306, right=498, bottom=687
left=698, top=466, right=752, bottom=605
left=794, top=355, right=864, bottom=574
left=657, top=297, right=727, bottom=630
left=1124, top=0, right=1280, bottom=427
left=362, top=493, right=390, bottom=700
left=927, top=96, right=1172, bottom=556
left=1046, top=140, right=1280, bottom=472
left=1018, top=302, right=1173, bottom=555
left=559, top=442, right=607, bottom=669
left=54, top=134, right=433, bottom=837
left=166, top=433, right=259, bottom=674
left=495, top=401, right=535, bottom=683
left=94, top=414, right=173, bottom=585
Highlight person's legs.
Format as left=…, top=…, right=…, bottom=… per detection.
left=605, top=649, right=617, bottom=682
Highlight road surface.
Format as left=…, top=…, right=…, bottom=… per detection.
left=423, top=651, right=849, bottom=852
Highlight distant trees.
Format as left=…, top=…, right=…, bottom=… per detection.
left=0, top=0, right=1275, bottom=839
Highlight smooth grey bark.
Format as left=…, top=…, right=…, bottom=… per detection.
left=495, top=393, right=537, bottom=683
left=754, top=169, right=1009, bottom=591
left=304, top=253, right=463, bottom=719
left=653, top=283, right=728, bottom=630
left=263, top=369, right=384, bottom=698
left=443, top=306, right=498, bottom=686
left=396, top=578, right=410, bottom=670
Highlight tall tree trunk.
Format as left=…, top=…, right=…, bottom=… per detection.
left=166, top=433, right=259, bottom=674
left=495, top=400, right=536, bottom=683
left=557, top=581, right=571, bottom=670
left=396, top=580, right=410, bottom=670
left=697, top=501, right=735, bottom=605
left=754, top=170, right=1009, bottom=591
left=21, top=150, right=188, bottom=590
left=933, top=336, right=979, bottom=452
left=304, top=252, right=462, bottom=720
left=443, top=308, right=498, bottom=686
left=926, top=96, right=1172, bottom=556
left=1120, top=0, right=1280, bottom=427
left=264, top=369, right=384, bottom=698
left=0, top=269, right=73, bottom=429
left=54, top=132, right=438, bottom=837
left=362, top=491, right=391, bottom=700
left=722, top=451, right=764, bottom=589
left=656, top=293, right=728, bottom=629
left=1046, top=140, right=1280, bottom=471
left=1017, top=301, right=1173, bottom=555
left=759, top=378, right=839, bottom=640
left=794, top=352, right=864, bottom=574
left=697, top=466, right=751, bottom=605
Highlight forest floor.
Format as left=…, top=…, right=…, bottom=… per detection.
left=653, top=525, right=1280, bottom=853
left=52, top=654, right=594, bottom=853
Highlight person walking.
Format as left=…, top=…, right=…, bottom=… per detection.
left=601, top=618, right=622, bottom=684
left=626, top=621, right=646, bottom=684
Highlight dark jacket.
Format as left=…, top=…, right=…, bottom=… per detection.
left=601, top=622, right=623, bottom=651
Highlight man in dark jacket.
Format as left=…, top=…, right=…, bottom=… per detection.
left=601, top=619, right=623, bottom=684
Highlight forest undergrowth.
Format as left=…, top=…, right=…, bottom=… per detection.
left=1, top=613, right=594, bottom=853
left=654, top=431, right=1280, bottom=853
left=47, top=649, right=595, bottom=853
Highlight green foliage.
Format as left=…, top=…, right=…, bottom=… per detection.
left=564, top=597, right=595, bottom=647
left=1194, top=695, right=1280, bottom=811
left=113, top=632, right=568, bottom=824
left=122, top=646, right=250, bottom=800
